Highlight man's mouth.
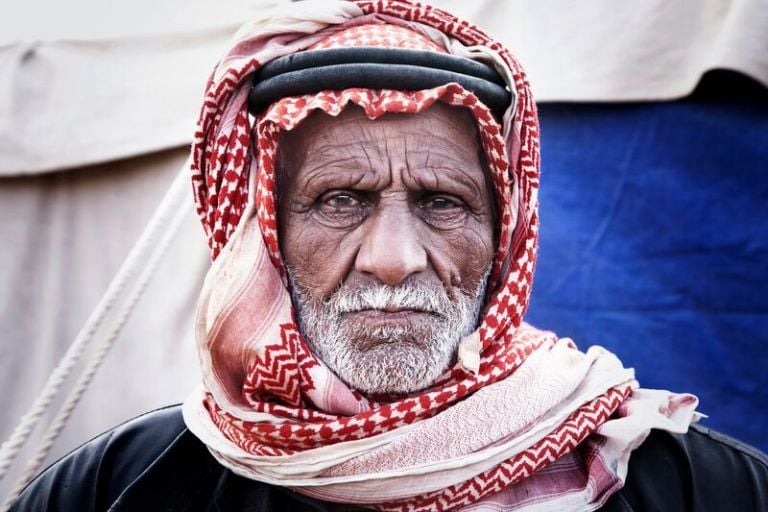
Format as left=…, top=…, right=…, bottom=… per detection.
left=342, top=308, right=440, bottom=325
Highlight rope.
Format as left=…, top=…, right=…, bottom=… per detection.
left=0, top=166, right=192, bottom=508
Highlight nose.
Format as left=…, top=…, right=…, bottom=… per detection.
left=355, top=209, right=428, bottom=286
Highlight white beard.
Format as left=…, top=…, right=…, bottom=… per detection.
left=288, top=268, right=490, bottom=395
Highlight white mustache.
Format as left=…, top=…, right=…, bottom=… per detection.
left=327, top=283, right=454, bottom=317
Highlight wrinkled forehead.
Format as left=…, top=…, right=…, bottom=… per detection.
left=276, top=102, right=483, bottom=174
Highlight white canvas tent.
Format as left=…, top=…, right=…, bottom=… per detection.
left=1, top=0, right=766, bottom=501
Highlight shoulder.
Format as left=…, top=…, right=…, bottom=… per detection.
left=10, top=405, right=190, bottom=511
left=11, top=405, right=327, bottom=512
left=605, top=424, right=768, bottom=511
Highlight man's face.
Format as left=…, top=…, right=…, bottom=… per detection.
left=277, top=103, right=496, bottom=395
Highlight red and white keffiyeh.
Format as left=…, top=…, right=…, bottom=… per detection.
left=182, top=1, right=699, bottom=510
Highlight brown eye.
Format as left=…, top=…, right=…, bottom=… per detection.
left=427, top=197, right=460, bottom=210
left=420, top=195, right=466, bottom=227
left=328, top=194, right=358, bottom=208
left=316, top=191, right=367, bottom=227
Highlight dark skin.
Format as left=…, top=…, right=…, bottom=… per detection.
left=278, top=103, right=495, bottom=346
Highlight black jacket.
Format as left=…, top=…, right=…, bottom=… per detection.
left=11, top=405, right=768, bottom=511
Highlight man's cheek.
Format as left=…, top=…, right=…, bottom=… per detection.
left=284, top=224, right=359, bottom=297
left=433, top=222, right=495, bottom=286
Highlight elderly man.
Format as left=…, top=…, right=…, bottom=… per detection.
left=10, top=1, right=768, bottom=511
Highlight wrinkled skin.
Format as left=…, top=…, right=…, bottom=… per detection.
left=277, top=103, right=496, bottom=393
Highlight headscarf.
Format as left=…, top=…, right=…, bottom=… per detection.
left=182, top=1, right=699, bottom=510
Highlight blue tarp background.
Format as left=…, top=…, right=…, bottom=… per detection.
left=527, top=96, right=768, bottom=452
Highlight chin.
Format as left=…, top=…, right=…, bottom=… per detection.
left=324, top=340, right=454, bottom=396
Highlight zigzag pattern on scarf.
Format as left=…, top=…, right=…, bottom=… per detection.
left=205, top=329, right=545, bottom=453
left=378, top=385, right=631, bottom=511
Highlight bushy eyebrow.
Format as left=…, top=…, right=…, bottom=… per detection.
left=402, top=136, right=486, bottom=196
left=301, top=161, right=373, bottom=194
